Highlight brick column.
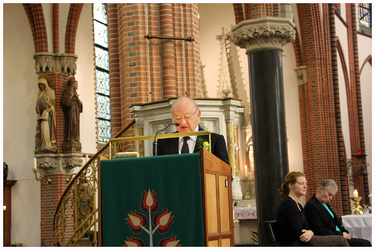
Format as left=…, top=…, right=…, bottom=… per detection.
left=107, top=3, right=122, bottom=137
left=33, top=51, right=80, bottom=246
left=160, top=3, right=176, bottom=99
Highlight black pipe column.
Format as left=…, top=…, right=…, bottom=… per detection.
left=248, top=49, right=289, bottom=245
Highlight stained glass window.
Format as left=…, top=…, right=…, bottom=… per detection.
left=359, top=3, right=372, bottom=28
left=95, top=47, right=109, bottom=70
left=94, top=3, right=111, bottom=143
left=94, top=21, right=109, bottom=48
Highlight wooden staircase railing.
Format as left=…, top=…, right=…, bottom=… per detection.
left=53, top=119, right=136, bottom=246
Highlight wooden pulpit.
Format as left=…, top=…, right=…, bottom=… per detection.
left=98, top=148, right=234, bottom=247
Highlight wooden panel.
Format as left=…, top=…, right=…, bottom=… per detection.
left=208, top=240, right=219, bottom=247
left=221, top=238, right=231, bottom=247
left=206, top=173, right=218, bottom=233
left=219, top=175, right=230, bottom=232
left=3, top=180, right=16, bottom=247
left=200, top=149, right=234, bottom=246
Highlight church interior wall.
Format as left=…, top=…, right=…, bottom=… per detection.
left=360, top=63, right=372, bottom=201
left=3, top=3, right=97, bottom=246
left=74, top=3, right=97, bottom=156
left=361, top=63, right=374, bottom=197
left=3, top=4, right=42, bottom=246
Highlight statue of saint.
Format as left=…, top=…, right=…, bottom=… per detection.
left=61, top=77, right=83, bottom=143
left=35, top=74, right=57, bottom=152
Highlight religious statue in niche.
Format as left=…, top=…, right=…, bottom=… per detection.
left=35, top=74, right=57, bottom=152
left=61, top=77, right=83, bottom=150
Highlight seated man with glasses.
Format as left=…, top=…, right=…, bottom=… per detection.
left=157, top=96, right=230, bottom=166
left=305, top=179, right=371, bottom=246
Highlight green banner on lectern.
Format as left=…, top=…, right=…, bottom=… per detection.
left=101, top=153, right=205, bottom=246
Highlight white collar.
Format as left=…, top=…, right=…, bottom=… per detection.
left=179, top=126, right=199, bottom=142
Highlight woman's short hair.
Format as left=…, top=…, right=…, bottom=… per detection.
left=317, top=179, right=338, bottom=192
left=279, top=171, right=305, bottom=200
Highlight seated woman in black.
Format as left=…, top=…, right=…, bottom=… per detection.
left=276, top=171, right=349, bottom=246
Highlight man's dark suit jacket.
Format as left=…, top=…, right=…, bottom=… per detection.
left=304, top=194, right=349, bottom=236
left=156, top=126, right=230, bottom=166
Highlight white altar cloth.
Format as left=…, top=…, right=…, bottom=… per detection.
left=342, top=214, right=372, bottom=243
left=234, top=207, right=257, bottom=220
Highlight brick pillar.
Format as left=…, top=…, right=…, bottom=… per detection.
left=107, top=4, right=122, bottom=137
left=346, top=3, right=370, bottom=205
left=40, top=171, right=72, bottom=246
left=296, top=3, right=344, bottom=210
left=328, top=3, right=350, bottom=215
left=160, top=3, right=176, bottom=99
left=33, top=57, right=80, bottom=246
left=114, top=3, right=203, bottom=131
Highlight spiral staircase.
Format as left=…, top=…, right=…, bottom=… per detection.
left=53, top=120, right=136, bottom=246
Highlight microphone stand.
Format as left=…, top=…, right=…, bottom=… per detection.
left=153, top=123, right=179, bottom=156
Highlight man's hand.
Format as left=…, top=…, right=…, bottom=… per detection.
left=343, top=232, right=351, bottom=239
left=300, top=229, right=314, bottom=242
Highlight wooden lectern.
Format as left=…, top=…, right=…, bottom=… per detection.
left=99, top=148, right=234, bottom=247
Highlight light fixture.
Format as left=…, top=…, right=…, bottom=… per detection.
left=33, top=158, right=52, bottom=184
left=32, top=168, right=52, bottom=184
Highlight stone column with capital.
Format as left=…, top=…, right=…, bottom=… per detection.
left=231, top=14, right=295, bottom=245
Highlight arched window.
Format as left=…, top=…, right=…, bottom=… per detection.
left=93, top=3, right=111, bottom=143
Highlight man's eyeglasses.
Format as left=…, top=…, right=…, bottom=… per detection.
left=173, top=109, right=198, bottom=122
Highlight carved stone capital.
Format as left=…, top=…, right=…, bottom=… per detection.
left=231, top=17, right=296, bottom=53
left=37, top=157, right=57, bottom=170
left=33, top=52, right=78, bottom=75
left=33, top=52, right=56, bottom=74
left=59, top=53, right=78, bottom=75
left=295, top=66, right=307, bottom=85
left=225, top=118, right=234, bottom=124
left=135, top=118, right=144, bottom=129
left=62, top=157, right=83, bottom=170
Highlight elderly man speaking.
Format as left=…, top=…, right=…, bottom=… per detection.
left=156, top=96, right=230, bottom=166
left=304, top=179, right=371, bottom=246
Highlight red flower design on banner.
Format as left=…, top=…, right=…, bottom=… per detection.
left=125, top=211, right=147, bottom=234
left=159, top=234, right=181, bottom=247
left=153, top=209, right=174, bottom=234
left=124, top=189, right=180, bottom=246
left=123, top=236, right=145, bottom=247
left=140, top=189, right=159, bottom=213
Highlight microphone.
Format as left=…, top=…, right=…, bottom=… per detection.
left=153, top=123, right=179, bottom=156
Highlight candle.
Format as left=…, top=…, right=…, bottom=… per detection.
left=245, top=165, right=248, bottom=177
left=34, top=158, right=37, bottom=169
left=3, top=206, right=6, bottom=212
left=353, top=189, right=358, bottom=197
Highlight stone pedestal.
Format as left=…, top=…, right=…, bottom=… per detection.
left=62, top=141, right=82, bottom=153
left=35, top=153, right=82, bottom=246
